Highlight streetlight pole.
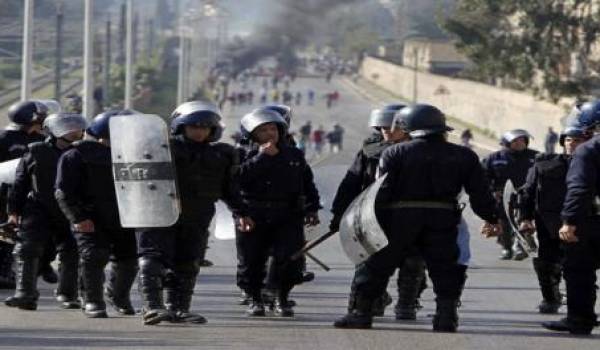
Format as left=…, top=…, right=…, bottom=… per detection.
left=83, top=0, right=95, bottom=119
left=21, top=0, right=34, bottom=100
left=124, top=0, right=134, bottom=109
left=177, top=0, right=187, bottom=105
left=412, top=48, right=418, bottom=103
left=54, top=1, right=64, bottom=102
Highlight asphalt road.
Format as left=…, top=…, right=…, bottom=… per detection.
left=0, top=75, right=598, bottom=349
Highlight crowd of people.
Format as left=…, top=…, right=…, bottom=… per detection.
left=0, top=91, right=598, bottom=337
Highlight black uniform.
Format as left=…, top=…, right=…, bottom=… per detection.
left=331, top=134, right=426, bottom=318
left=137, top=135, right=245, bottom=319
left=5, top=139, right=78, bottom=307
left=343, top=136, right=497, bottom=328
left=236, top=143, right=320, bottom=302
left=0, top=129, right=45, bottom=288
left=519, top=153, right=570, bottom=312
left=557, top=136, right=600, bottom=332
left=481, top=148, right=537, bottom=253
left=55, top=140, right=137, bottom=315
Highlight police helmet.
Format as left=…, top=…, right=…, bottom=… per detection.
left=559, top=126, right=586, bottom=147
left=8, top=100, right=50, bottom=125
left=392, top=104, right=452, bottom=138
left=240, top=109, right=287, bottom=139
left=569, top=99, right=600, bottom=130
left=500, top=129, right=532, bottom=147
left=369, top=103, right=407, bottom=130
left=170, top=101, right=224, bottom=142
left=263, top=104, right=292, bottom=125
left=43, top=113, right=88, bottom=139
left=87, top=109, right=137, bottom=139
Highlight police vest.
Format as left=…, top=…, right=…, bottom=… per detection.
left=172, top=140, right=236, bottom=207
left=73, top=140, right=120, bottom=227
left=535, top=154, right=569, bottom=215
left=28, top=141, right=62, bottom=212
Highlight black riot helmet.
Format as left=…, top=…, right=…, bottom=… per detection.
left=7, top=100, right=50, bottom=125
left=369, top=103, right=406, bottom=130
left=87, top=109, right=137, bottom=139
left=240, top=108, right=288, bottom=141
left=392, top=104, right=453, bottom=138
left=170, top=101, right=224, bottom=142
left=559, top=126, right=586, bottom=147
left=263, top=104, right=292, bottom=126
left=500, top=129, right=532, bottom=147
left=43, top=113, right=88, bottom=139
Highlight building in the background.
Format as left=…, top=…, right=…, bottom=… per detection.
left=402, top=37, right=470, bottom=76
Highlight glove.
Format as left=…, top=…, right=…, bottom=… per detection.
left=329, top=215, right=341, bottom=232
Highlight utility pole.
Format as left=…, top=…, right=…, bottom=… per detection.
left=124, top=0, right=134, bottom=109
left=103, top=18, right=112, bottom=108
left=118, top=2, right=126, bottom=64
left=21, top=0, right=34, bottom=100
left=83, top=0, right=95, bottom=119
left=412, top=48, right=418, bottom=103
left=54, top=1, right=64, bottom=102
left=133, top=11, right=139, bottom=63
left=177, top=0, right=187, bottom=105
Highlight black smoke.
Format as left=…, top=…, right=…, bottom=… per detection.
left=224, top=0, right=359, bottom=74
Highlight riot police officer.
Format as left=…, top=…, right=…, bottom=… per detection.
left=137, top=101, right=251, bottom=326
left=334, top=104, right=500, bottom=332
left=482, top=129, right=538, bottom=260
left=260, top=104, right=315, bottom=306
left=55, top=110, right=138, bottom=318
left=237, top=109, right=320, bottom=317
left=0, top=101, right=48, bottom=289
left=543, top=100, right=600, bottom=335
left=329, top=104, right=427, bottom=320
left=4, top=113, right=87, bottom=310
left=518, top=126, right=587, bottom=314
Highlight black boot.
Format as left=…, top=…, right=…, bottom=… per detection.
left=246, top=292, right=266, bottom=317
left=533, top=258, right=562, bottom=314
left=105, top=259, right=137, bottom=315
left=333, top=296, right=373, bottom=329
left=0, top=242, right=16, bottom=289
left=432, top=299, right=459, bottom=332
left=139, top=258, right=172, bottom=325
left=542, top=317, right=594, bottom=335
left=395, top=257, right=427, bottom=321
left=38, top=263, right=58, bottom=284
left=371, top=291, right=392, bottom=317
left=274, top=288, right=294, bottom=317
left=55, top=249, right=80, bottom=309
left=172, top=264, right=206, bottom=324
left=80, top=257, right=108, bottom=318
left=238, top=291, right=251, bottom=305
left=4, top=255, right=39, bottom=310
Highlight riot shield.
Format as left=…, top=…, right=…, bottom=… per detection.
left=210, top=201, right=236, bottom=240
left=110, top=114, right=180, bottom=228
left=502, top=180, right=538, bottom=256
left=0, top=158, right=20, bottom=186
left=338, top=174, right=389, bottom=264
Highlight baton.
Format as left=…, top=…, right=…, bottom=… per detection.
left=305, top=251, right=330, bottom=271
left=291, top=230, right=337, bottom=261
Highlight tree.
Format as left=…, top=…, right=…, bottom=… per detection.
left=444, top=0, right=600, bottom=101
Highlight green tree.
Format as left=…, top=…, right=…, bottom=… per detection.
left=444, top=0, right=600, bottom=102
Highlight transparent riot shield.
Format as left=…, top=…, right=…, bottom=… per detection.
left=0, top=158, right=20, bottom=186
left=503, top=180, right=538, bottom=256
left=339, top=174, right=389, bottom=264
left=210, top=201, right=236, bottom=240
left=110, top=114, right=180, bottom=227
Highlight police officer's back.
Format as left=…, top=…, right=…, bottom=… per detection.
left=334, top=104, right=500, bottom=332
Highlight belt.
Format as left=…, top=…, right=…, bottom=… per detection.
left=385, top=200, right=458, bottom=210
left=244, top=200, right=294, bottom=209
